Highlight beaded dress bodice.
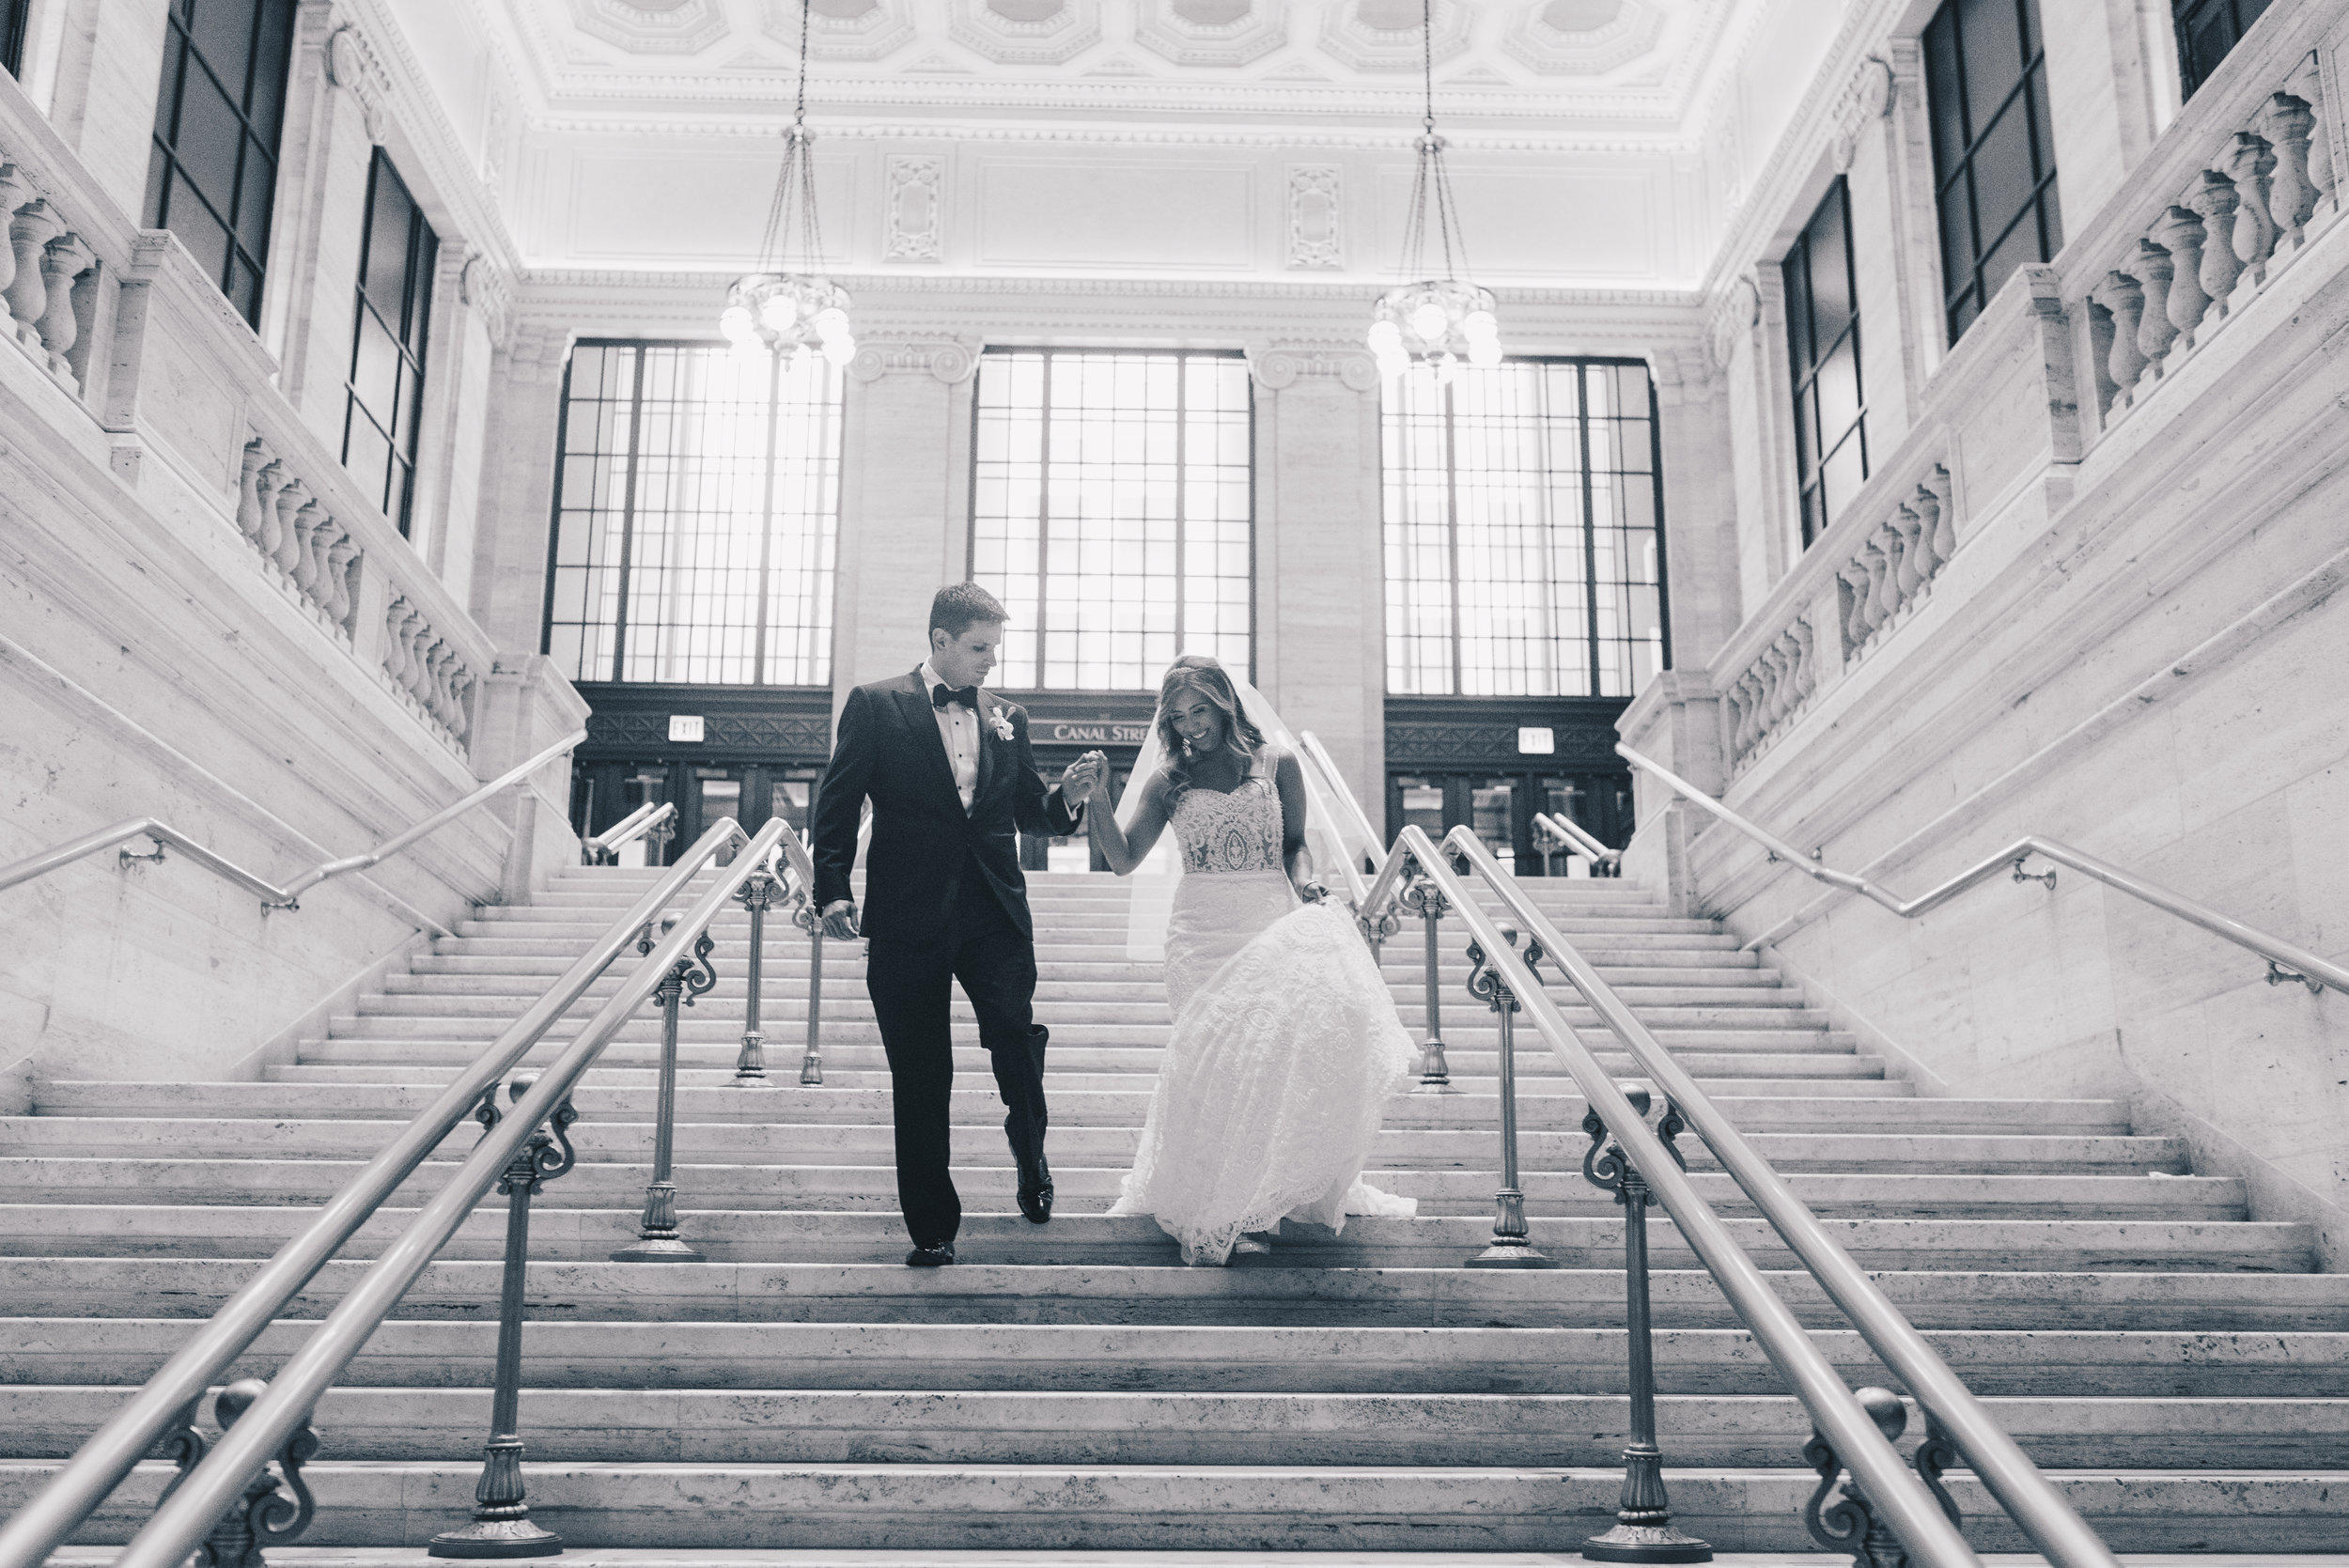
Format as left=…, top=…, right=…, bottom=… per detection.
left=1170, top=776, right=1284, bottom=876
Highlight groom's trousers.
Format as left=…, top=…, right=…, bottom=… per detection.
left=863, top=863, right=1050, bottom=1249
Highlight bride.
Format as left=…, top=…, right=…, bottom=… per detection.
left=1070, top=655, right=1415, bottom=1266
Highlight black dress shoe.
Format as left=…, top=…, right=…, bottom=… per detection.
left=905, top=1243, right=956, bottom=1267
left=1017, top=1180, right=1054, bottom=1224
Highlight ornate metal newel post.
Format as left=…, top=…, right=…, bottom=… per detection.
left=731, top=862, right=781, bottom=1083
left=1803, top=1387, right=1964, bottom=1568
left=614, top=915, right=716, bottom=1262
left=1400, top=868, right=1454, bottom=1092
left=431, top=1075, right=581, bottom=1558
left=158, top=1378, right=319, bottom=1568
left=1581, top=1085, right=1710, bottom=1562
left=1466, top=923, right=1550, bottom=1268
left=794, top=896, right=827, bottom=1085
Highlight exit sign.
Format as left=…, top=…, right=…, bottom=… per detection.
left=668, top=715, right=705, bottom=743
left=1517, top=726, right=1555, bottom=755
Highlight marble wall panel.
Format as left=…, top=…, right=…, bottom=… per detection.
left=975, top=157, right=1255, bottom=272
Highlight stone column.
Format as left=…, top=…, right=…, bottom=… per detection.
left=832, top=339, right=978, bottom=709
left=413, top=249, right=508, bottom=605
left=1248, top=344, right=1386, bottom=825
left=469, top=322, right=577, bottom=652
left=1646, top=347, right=1739, bottom=673
left=470, top=655, right=592, bottom=904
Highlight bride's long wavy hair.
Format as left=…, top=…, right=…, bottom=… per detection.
left=1156, top=655, right=1266, bottom=803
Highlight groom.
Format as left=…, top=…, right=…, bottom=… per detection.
left=810, top=582, right=1100, bottom=1266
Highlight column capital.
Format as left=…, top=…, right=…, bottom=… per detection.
left=1246, top=342, right=1380, bottom=394
left=847, top=338, right=978, bottom=384
left=502, top=321, right=577, bottom=386
left=457, top=250, right=514, bottom=349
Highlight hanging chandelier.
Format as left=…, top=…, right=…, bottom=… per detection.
left=1366, top=0, right=1500, bottom=384
left=720, top=0, right=856, bottom=367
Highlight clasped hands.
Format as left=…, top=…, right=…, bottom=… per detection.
left=1061, top=750, right=1112, bottom=803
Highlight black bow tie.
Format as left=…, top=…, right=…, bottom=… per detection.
left=931, top=684, right=978, bottom=711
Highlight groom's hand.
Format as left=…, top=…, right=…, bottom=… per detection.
left=1061, top=751, right=1108, bottom=800
left=820, top=899, right=860, bottom=940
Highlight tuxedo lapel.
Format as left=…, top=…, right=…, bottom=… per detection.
left=973, top=692, right=999, bottom=803
left=891, top=673, right=965, bottom=814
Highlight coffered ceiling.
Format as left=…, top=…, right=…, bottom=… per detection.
left=479, top=0, right=1765, bottom=135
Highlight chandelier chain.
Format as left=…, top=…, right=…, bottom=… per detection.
left=723, top=0, right=856, bottom=367
left=1366, top=0, right=1498, bottom=383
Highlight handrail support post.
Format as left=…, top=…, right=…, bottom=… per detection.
left=1465, top=924, right=1550, bottom=1269
left=613, top=917, right=715, bottom=1262
left=796, top=907, right=827, bottom=1085
left=1401, top=871, right=1454, bottom=1094
left=732, top=868, right=780, bottom=1083
left=431, top=1076, right=579, bottom=1558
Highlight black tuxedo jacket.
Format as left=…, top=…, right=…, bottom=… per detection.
left=810, top=668, right=1082, bottom=944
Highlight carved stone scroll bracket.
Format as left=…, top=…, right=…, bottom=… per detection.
left=847, top=338, right=980, bottom=385
left=1249, top=344, right=1379, bottom=394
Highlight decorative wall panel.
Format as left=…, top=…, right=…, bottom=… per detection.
left=1286, top=164, right=1343, bottom=269
left=975, top=158, right=1254, bottom=269
left=884, top=154, right=944, bottom=261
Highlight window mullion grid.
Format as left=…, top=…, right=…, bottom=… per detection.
left=1037, top=351, right=1055, bottom=691
left=1174, top=354, right=1188, bottom=665
left=1442, top=380, right=1462, bottom=698
left=752, top=351, right=782, bottom=684
left=1579, top=366, right=1601, bottom=698
left=609, top=347, right=650, bottom=682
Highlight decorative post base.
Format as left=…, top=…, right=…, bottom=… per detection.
left=612, top=1236, right=707, bottom=1263
left=1411, top=1036, right=1455, bottom=1094
left=612, top=1180, right=706, bottom=1264
left=429, top=1519, right=563, bottom=1559
left=1583, top=1443, right=1711, bottom=1562
left=732, top=1029, right=767, bottom=1082
left=1466, top=1188, right=1551, bottom=1268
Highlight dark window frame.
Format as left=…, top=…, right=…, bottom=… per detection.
left=1783, top=177, right=1868, bottom=549
left=342, top=147, right=437, bottom=538
left=1922, top=0, right=2063, bottom=343
left=1380, top=357, right=1672, bottom=700
left=2, top=0, right=31, bottom=78
left=2171, top=0, right=2278, bottom=100
left=965, top=347, right=1258, bottom=692
left=144, top=0, right=298, bottom=327
left=540, top=338, right=847, bottom=689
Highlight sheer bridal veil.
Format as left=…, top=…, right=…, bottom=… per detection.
left=1117, top=660, right=1363, bottom=961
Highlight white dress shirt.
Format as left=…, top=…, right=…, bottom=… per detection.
left=919, top=660, right=982, bottom=814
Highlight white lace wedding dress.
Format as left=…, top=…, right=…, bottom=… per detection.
left=1106, top=769, right=1416, bottom=1265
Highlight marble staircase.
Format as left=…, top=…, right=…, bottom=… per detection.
left=1, top=868, right=2343, bottom=1551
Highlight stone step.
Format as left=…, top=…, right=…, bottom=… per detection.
left=0, top=1158, right=2242, bottom=1221
left=244, top=1070, right=1916, bottom=1101
left=0, top=1383, right=2335, bottom=1468
left=455, top=915, right=1731, bottom=940
left=8, top=1319, right=2342, bottom=1398
left=17, top=1089, right=2108, bottom=1136
left=14, top=1258, right=2344, bottom=1332
left=5, top=1459, right=2342, bottom=1552
left=380, top=968, right=1798, bottom=999
left=0, top=1206, right=2309, bottom=1271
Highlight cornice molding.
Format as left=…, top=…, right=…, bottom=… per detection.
left=519, top=115, right=1693, bottom=155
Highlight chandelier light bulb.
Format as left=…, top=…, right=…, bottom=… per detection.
left=813, top=308, right=849, bottom=344
left=821, top=335, right=857, bottom=368
left=1463, top=309, right=1499, bottom=343
left=1366, top=318, right=1402, bottom=353
left=720, top=305, right=756, bottom=344
left=1408, top=302, right=1451, bottom=343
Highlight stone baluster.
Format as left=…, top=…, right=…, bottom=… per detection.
left=2091, top=271, right=2148, bottom=397
left=1921, top=469, right=1955, bottom=567
left=448, top=672, right=474, bottom=740
left=2151, top=206, right=2211, bottom=346
left=2125, top=237, right=2178, bottom=375
left=6, top=197, right=61, bottom=344
left=1766, top=639, right=1797, bottom=729
left=288, top=498, right=326, bottom=597
left=303, top=513, right=342, bottom=612
left=1836, top=562, right=1873, bottom=651
left=394, top=609, right=427, bottom=703
left=2221, top=132, right=2279, bottom=276
left=403, top=616, right=436, bottom=706
left=236, top=441, right=272, bottom=545
left=1788, top=617, right=1816, bottom=703
left=428, top=644, right=460, bottom=727
left=2283, top=54, right=2332, bottom=200
left=1731, top=672, right=1760, bottom=757
left=2184, top=171, right=2243, bottom=313
left=36, top=232, right=92, bottom=380
left=271, top=480, right=310, bottom=577
left=2260, top=93, right=2319, bottom=240
left=0, top=165, right=32, bottom=300
left=383, top=598, right=413, bottom=688
left=324, top=531, right=360, bottom=627
left=1869, top=522, right=1906, bottom=625
left=253, top=460, right=288, bottom=556
left=1890, top=504, right=1926, bottom=598
left=1854, top=543, right=1890, bottom=639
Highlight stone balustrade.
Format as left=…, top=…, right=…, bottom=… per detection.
left=0, top=158, right=108, bottom=404
left=2071, top=38, right=2341, bottom=432
left=1722, top=457, right=1959, bottom=773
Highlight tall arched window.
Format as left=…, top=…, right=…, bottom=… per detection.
left=1382, top=359, right=1668, bottom=698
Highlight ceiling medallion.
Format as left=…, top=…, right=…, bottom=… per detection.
left=1366, top=0, right=1498, bottom=385
left=722, top=0, right=857, bottom=368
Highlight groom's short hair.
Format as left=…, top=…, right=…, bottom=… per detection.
left=930, top=582, right=1008, bottom=641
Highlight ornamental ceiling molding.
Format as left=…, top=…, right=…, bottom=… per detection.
left=1134, top=0, right=1291, bottom=69
left=521, top=115, right=1691, bottom=155
left=947, top=0, right=1103, bottom=66
left=1315, top=0, right=1472, bottom=72
left=568, top=0, right=730, bottom=55
left=1502, top=0, right=1674, bottom=78
left=772, top=0, right=919, bottom=63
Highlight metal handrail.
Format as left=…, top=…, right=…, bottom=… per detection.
left=1297, top=729, right=1385, bottom=872
left=0, top=729, right=588, bottom=910
left=1360, top=826, right=1980, bottom=1565
left=0, top=813, right=773, bottom=1568
left=1446, top=827, right=2123, bottom=1568
left=110, top=815, right=802, bottom=1568
left=1289, top=732, right=1371, bottom=908
left=1617, top=742, right=2347, bottom=996
left=581, top=800, right=675, bottom=863
left=1532, top=809, right=1620, bottom=871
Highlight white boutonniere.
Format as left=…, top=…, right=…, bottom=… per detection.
left=987, top=706, right=1015, bottom=743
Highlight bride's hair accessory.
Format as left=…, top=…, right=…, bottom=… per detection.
left=1154, top=655, right=1267, bottom=803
